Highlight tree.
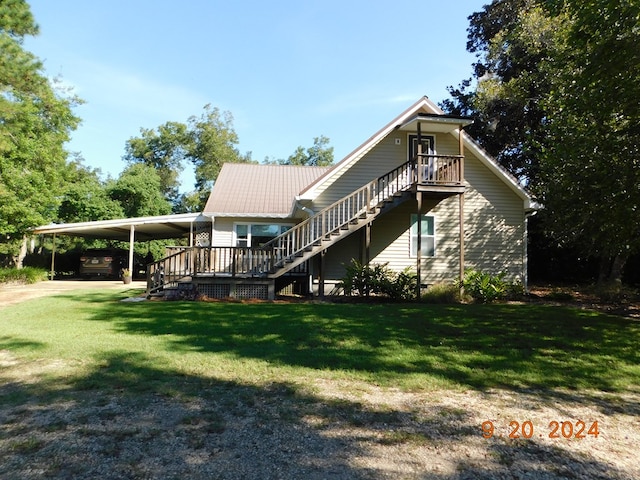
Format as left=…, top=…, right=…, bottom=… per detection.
left=539, top=0, right=640, bottom=284
left=124, top=105, right=253, bottom=212
left=123, top=122, right=189, bottom=205
left=0, top=0, right=81, bottom=266
left=440, top=0, right=557, bottom=189
left=187, top=105, right=253, bottom=193
left=57, top=157, right=124, bottom=223
left=107, top=164, right=172, bottom=218
left=284, top=135, right=334, bottom=166
left=445, top=0, right=640, bottom=284
left=265, top=135, right=334, bottom=167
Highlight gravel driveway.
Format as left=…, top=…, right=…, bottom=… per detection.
left=0, top=279, right=146, bottom=307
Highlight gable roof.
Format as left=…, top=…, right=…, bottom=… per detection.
left=298, top=96, right=535, bottom=210
left=203, top=163, right=330, bottom=217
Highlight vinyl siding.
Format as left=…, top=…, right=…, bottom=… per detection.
left=315, top=130, right=526, bottom=285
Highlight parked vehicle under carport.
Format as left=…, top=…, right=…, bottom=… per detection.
left=79, top=249, right=126, bottom=279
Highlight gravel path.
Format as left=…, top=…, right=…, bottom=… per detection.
left=0, top=279, right=146, bottom=307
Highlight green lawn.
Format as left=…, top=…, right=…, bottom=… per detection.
left=2, top=288, right=639, bottom=396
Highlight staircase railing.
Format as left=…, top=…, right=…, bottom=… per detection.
left=261, top=160, right=416, bottom=269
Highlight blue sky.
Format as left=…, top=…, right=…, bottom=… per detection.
left=25, top=0, right=487, bottom=192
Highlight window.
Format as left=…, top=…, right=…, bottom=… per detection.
left=410, top=214, right=435, bottom=257
left=234, top=223, right=292, bottom=247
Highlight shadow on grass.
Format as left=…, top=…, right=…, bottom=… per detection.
left=78, top=296, right=640, bottom=395
left=0, top=350, right=630, bottom=480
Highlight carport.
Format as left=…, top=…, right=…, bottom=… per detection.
left=33, top=213, right=212, bottom=279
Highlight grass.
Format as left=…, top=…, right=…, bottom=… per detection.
left=0, top=267, right=48, bottom=285
left=1, top=288, right=640, bottom=396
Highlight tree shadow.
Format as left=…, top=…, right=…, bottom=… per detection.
left=0, top=350, right=633, bottom=479
left=76, top=298, right=640, bottom=399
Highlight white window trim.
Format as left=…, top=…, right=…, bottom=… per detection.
left=407, top=134, right=436, bottom=159
left=410, top=214, right=436, bottom=258
left=233, top=221, right=294, bottom=247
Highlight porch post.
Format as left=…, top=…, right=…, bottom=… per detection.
left=416, top=192, right=422, bottom=300
left=458, top=127, right=465, bottom=284
left=50, top=233, right=56, bottom=280
left=417, top=122, right=423, bottom=183
left=365, top=223, right=371, bottom=265
left=128, top=225, right=135, bottom=274
left=459, top=193, right=465, bottom=284
left=319, top=249, right=326, bottom=299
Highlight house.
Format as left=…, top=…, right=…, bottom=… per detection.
left=147, top=96, right=536, bottom=299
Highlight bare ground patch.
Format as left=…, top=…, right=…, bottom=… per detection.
left=0, top=354, right=638, bottom=479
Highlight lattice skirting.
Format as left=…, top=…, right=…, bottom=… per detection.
left=193, top=279, right=274, bottom=300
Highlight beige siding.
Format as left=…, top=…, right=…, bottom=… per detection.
left=212, top=217, right=235, bottom=246
left=315, top=130, right=526, bottom=286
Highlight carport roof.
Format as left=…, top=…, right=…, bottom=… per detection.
left=32, top=213, right=206, bottom=242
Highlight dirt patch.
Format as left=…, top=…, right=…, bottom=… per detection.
left=0, top=355, right=638, bottom=479
left=0, top=279, right=146, bottom=307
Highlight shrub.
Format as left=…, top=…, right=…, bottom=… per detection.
left=381, top=267, right=418, bottom=301
left=422, top=282, right=461, bottom=304
left=0, top=267, right=49, bottom=285
left=457, top=269, right=507, bottom=303
left=338, top=260, right=417, bottom=301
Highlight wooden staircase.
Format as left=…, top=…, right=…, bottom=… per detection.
left=147, top=154, right=464, bottom=296
left=262, top=160, right=417, bottom=277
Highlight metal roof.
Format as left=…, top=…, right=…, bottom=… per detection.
left=203, top=163, right=330, bottom=217
left=33, top=213, right=205, bottom=241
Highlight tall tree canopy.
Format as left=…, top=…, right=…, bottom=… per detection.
left=443, top=0, right=640, bottom=283
left=539, top=0, right=640, bottom=283
left=279, top=135, right=334, bottom=167
left=0, top=0, right=81, bottom=265
left=124, top=105, right=253, bottom=212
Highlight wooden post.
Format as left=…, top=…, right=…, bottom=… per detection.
left=365, top=223, right=371, bottom=265
left=128, top=225, right=135, bottom=274
left=459, top=193, right=465, bottom=284
left=50, top=233, right=56, bottom=280
left=319, top=249, right=326, bottom=299
left=417, top=122, right=423, bottom=183
left=416, top=192, right=422, bottom=300
left=458, top=126, right=465, bottom=284
left=459, top=126, right=465, bottom=183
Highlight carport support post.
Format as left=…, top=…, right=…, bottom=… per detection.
left=128, top=225, right=135, bottom=274
left=50, top=233, right=56, bottom=280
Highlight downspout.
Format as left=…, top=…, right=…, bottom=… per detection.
left=523, top=209, right=538, bottom=293
left=295, top=201, right=315, bottom=218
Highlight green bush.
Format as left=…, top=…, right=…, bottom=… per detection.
left=422, top=282, right=461, bottom=304
left=338, top=260, right=417, bottom=301
left=381, top=267, right=418, bottom=301
left=0, top=267, right=49, bottom=285
left=457, top=269, right=507, bottom=303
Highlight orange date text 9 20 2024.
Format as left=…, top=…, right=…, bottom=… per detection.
left=481, top=420, right=600, bottom=440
